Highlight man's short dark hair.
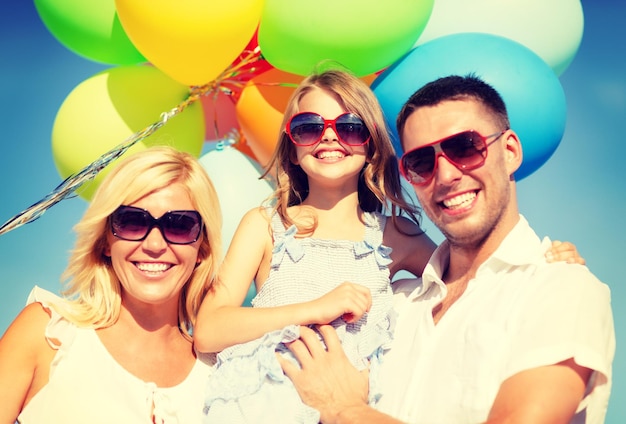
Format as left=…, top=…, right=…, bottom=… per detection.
left=396, top=74, right=510, bottom=149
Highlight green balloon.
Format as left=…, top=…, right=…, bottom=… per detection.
left=35, top=0, right=145, bottom=65
left=258, top=0, right=434, bottom=76
left=52, top=65, right=205, bottom=201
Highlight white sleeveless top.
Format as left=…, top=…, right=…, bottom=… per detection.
left=18, top=286, right=213, bottom=424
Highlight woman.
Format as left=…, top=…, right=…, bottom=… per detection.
left=0, top=146, right=222, bottom=423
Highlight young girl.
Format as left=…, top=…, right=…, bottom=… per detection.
left=194, top=69, right=582, bottom=423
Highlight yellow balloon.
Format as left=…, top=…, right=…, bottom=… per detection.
left=115, top=0, right=263, bottom=86
left=52, top=65, right=205, bottom=201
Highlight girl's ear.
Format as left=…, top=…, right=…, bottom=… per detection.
left=290, top=149, right=299, bottom=165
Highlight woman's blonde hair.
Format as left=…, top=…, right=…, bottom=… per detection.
left=263, top=67, right=423, bottom=234
left=57, top=146, right=222, bottom=339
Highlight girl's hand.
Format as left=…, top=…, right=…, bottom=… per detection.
left=309, top=282, right=372, bottom=324
left=545, top=240, right=586, bottom=265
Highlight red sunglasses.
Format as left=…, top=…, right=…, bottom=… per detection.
left=286, top=112, right=371, bottom=146
left=399, top=129, right=508, bottom=186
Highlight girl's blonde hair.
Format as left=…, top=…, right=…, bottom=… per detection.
left=263, top=67, right=423, bottom=234
left=57, top=146, right=222, bottom=339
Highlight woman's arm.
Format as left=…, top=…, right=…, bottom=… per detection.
left=194, top=209, right=372, bottom=353
left=0, top=303, right=54, bottom=423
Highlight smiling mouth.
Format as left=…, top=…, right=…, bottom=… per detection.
left=442, top=191, right=476, bottom=210
left=135, top=262, right=172, bottom=273
left=315, top=150, right=346, bottom=159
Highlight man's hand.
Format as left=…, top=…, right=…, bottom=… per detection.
left=278, top=325, right=370, bottom=424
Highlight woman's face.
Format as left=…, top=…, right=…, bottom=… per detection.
left=105, top=182, right=202, bottom=310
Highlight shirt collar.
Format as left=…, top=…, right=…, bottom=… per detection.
left=410, top=215, right=550, bottom=301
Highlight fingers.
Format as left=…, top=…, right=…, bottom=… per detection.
left=277, top=351, right=299, bottom=379
left=342, top=283, right=372, bottom=323
left=317, top=324, right=343, bottom=353
left=546, top=240, right=586, bottom=265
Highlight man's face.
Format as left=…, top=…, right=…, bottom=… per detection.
left=401, top=99, right=517, bottom=249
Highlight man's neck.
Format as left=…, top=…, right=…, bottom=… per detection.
left=432, top=213, right=521, bottom=324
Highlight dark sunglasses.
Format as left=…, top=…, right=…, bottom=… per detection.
left=109, top=205, right=203, bottom=245
left=286, top=112, right=371, bottom=146
left=400, top=129, right=508, bottom=186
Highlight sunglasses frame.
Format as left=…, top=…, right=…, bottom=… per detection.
left=400, top=129, right=508, bottom=186
left=109, top=205, right=203, bottom=245
left=286, top=112, right=371, bottom=147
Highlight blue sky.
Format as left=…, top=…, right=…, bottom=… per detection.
left=1, top=1, right=624, bottom=421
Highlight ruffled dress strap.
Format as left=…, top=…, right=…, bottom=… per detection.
left=268, top=211, right=305, bottom=269
left=26, top=285, right=77, bottom=350
left=355, top=212, right=392, bottom=269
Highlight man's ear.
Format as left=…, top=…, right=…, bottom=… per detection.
left=503, top=130, right=523, bottom=176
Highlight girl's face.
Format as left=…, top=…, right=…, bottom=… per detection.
left=292, top=87, right=368, bottom=191
left=105, top=182, right=202, bottom=311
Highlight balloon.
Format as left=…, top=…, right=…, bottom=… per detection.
left=413, top=0, right=584, bottom=76
left=52, top=65, right=205, bottom=200
left=199, top=142, right=275, bottom=304
left=115, top=0, right=264, bottom=86
left=235, top=68, right=304, bottom=167
left=34, top=0, right=145, bottom=64
left=258, top=0, right=434, bottom=77
left=372, top=33, right=567, bottom=180
left=202, top=90, right=239, bottom=142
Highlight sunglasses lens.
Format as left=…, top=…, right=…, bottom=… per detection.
left=162, top=212, right=202, bottom=244
left=288, top=113, right=324, bottom=146
left=335, top=114, right=370, bottom=145
left=441, top=132, right=486, bottom=166
left=401, top=131, right=488, bottom=185
left=111, top=208, right=150, bottom=241
left=111, top=206, right=202, bottom=244
left=401, top=147, right=436, bottom=184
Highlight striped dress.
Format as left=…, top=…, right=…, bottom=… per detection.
left=203, top=211, right=395, bottom=424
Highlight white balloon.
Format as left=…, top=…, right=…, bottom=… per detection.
left=199, top=141, right=274, bottom=251
left=414, top=0, right=584, bottom=75
left=199, top=142, right=274, bottom=305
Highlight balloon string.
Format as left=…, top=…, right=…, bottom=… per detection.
left=0, top=89, right=202, bottom=237
left=0, top=46, right=286, bottom=237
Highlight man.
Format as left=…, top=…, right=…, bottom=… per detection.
left=280, top=75, right=615, bottom=423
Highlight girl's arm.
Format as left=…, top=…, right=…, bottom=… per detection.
left=194, top=208, right=372, bottom=353
left=384, top=216, right=437, bottom=280
left=0, top=303, right=53, bottom=423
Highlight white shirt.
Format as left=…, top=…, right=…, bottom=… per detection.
left=379, top=216, right=615, bottom=423
left=18, top=287, right=214, bottom=424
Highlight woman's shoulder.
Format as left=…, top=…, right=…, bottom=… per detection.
left=8, top=301, right=52, bottom=336
left=0, top=301, right=53, bottom=366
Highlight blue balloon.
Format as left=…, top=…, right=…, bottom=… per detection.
left=372, top=33, right=567, bottom=180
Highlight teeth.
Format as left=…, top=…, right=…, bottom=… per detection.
left=136, top=262, right=170, bottom=272
left=443, top=192, right=476, bottom=209
left=317, top=151, right=345, bottom=159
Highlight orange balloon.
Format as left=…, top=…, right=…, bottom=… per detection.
left=235, top=68, right=304, bottom=166
left=233, top=135, right=259, bottom=163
